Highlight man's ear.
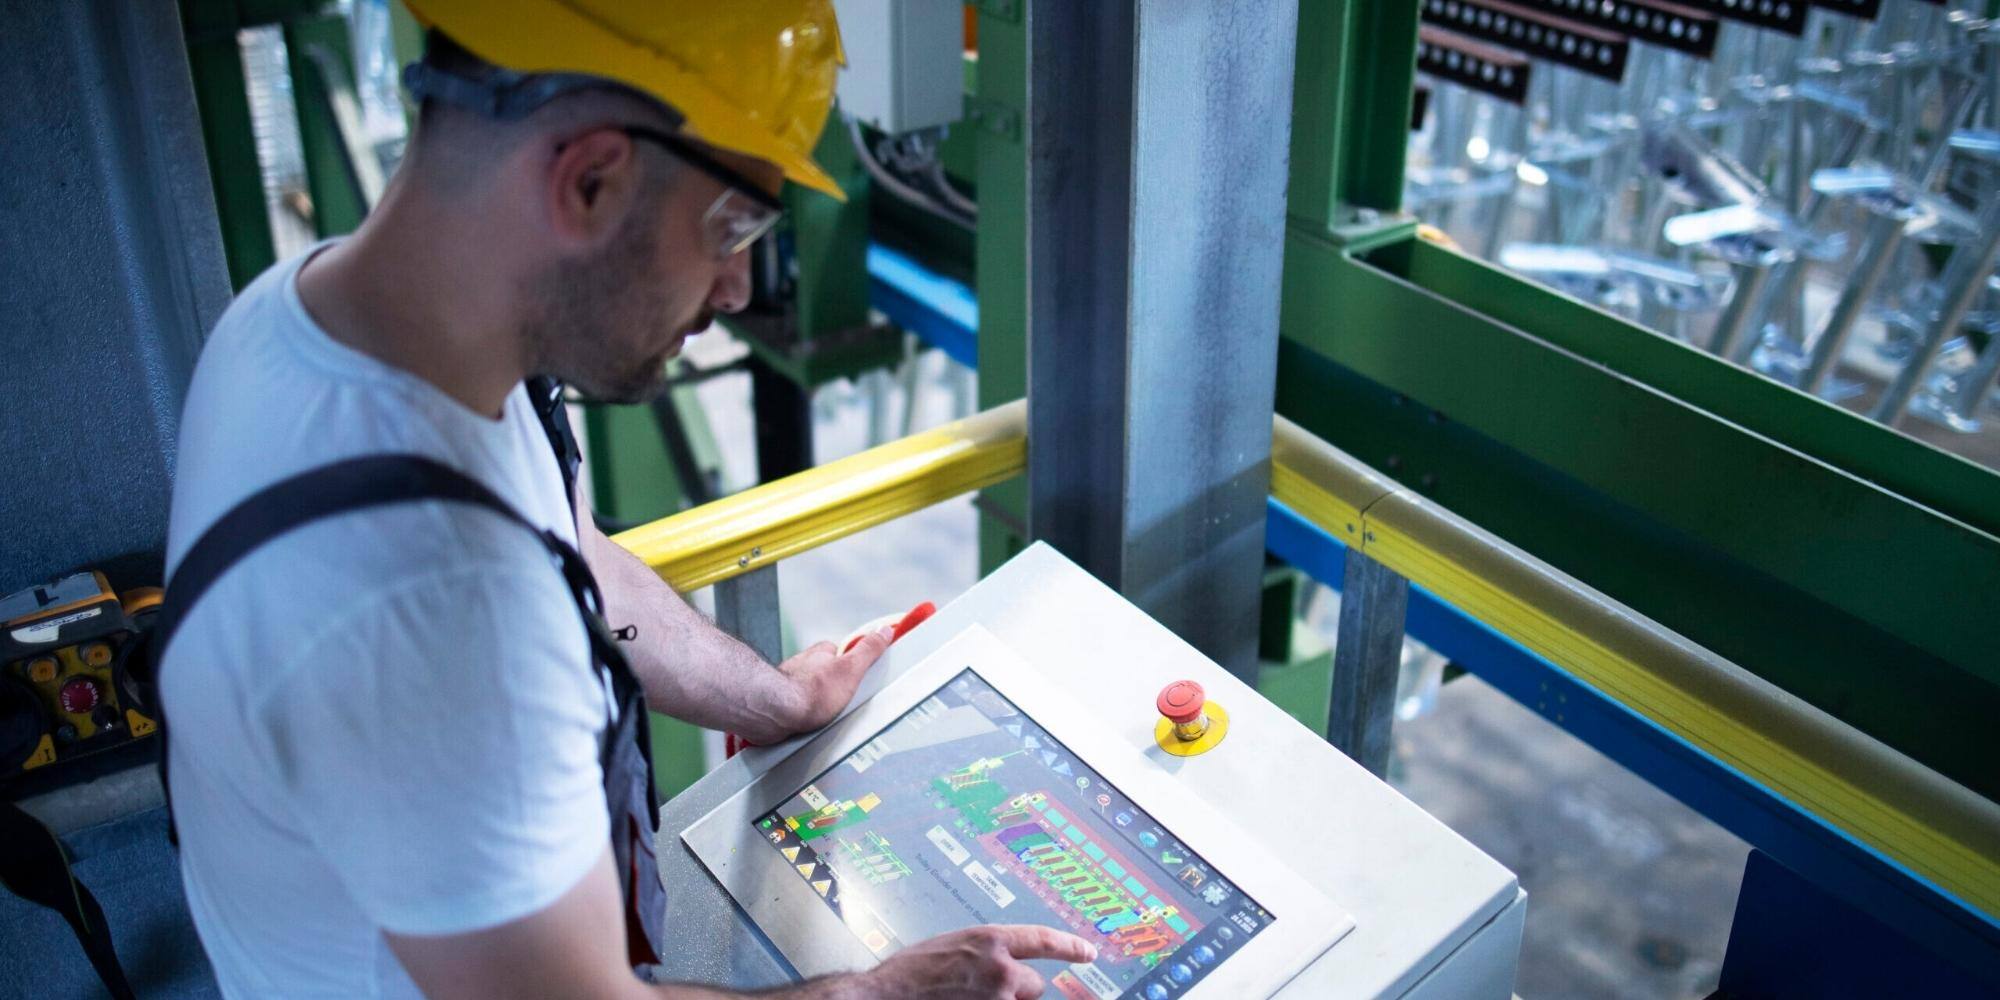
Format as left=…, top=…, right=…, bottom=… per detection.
left=544, top=127, right=641, bottom=250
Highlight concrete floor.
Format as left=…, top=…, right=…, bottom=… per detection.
left=680, top=328, right=1750, bottom=999
left=1391, top=679, right=1746, bottom=999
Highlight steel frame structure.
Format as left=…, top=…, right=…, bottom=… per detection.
left=918, top=2, right=2000, bottom=988
left=864, top=234, right=2000, bottom=990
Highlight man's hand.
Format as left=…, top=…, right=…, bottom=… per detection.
left=576, top=489, right=903, bottom=745
left=762, top=627, right=896, bottom=740
left=857, top=925, right=1100, bottom=1000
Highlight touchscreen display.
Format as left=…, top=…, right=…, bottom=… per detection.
left=754, top=669, right=1272, bottom=1000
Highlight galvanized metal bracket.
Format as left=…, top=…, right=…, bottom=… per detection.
left=963, top=94, right=1020, bottom=144
left=1323, top=207, right=1420, bottom=254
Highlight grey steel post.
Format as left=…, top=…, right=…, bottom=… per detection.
left=714, top=565, right=783, bottom=664
left=1327, top=550, right=1410, bottom=779
left=1024, top=0, right=1298, bottom=683
left=1795, top=72, right=1977, bottom=386
left=1797, top=212, right=1905, bottom=396
left=1734, top=114, right=1873, bottom=365
left=1709, top=262, right=1774, bottom=359
left=1479, top=105, right=1528, bottom=258
left=1430, top=85, right=1472, bottom=233
left=1943, top=315, right=2000, bottom=426
left=1874, top=200, right=2000, bottom=426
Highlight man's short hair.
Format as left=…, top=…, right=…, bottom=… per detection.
left=401, top=30, right=687, bottom=185
left=409, top=30, right=684, bottom=130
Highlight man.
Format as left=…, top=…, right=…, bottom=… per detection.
left=159, top=3, right=1091, bottom=998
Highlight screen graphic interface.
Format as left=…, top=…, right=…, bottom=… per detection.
left=754, top=669, right=1272, bottom=1000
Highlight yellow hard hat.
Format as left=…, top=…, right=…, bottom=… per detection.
left=403, top=0, right=847, bottom=201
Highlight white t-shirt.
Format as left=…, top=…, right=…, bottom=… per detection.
left=162, top=246, right=612, bottom=998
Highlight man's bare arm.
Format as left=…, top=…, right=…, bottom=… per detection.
left=387, top=847, right=1097, bottom=1000
left=574, top=484, right=889, bottom=745
left=387, top=848, right=852, bottom=1000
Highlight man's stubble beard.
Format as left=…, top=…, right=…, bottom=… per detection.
left=521, top=204, right=684, bottom=405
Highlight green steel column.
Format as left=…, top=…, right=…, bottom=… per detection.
left=181, top=10, right=278, bottom=290
left=789, top=120, right=873, bottom=342
left=973, top=6, right=1029, bottom=575
left=285, top=12, right=369, bottom=237
left=1288, top=0, right=1419, bottom=228
left=723, top=114, right=894, bottom=387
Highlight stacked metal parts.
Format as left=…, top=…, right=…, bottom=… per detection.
left=1409, top=0, right=2000, bottom=445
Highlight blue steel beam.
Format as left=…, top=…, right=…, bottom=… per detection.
left=869, top=241, right=2000, bottom=988
left=868, top=244, right=978, bottom=369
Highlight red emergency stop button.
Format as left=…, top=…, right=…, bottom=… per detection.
left=59, top=677, right=101, bottom=715
left=1156, top=680, right=1210, bottom=743
left=1156, top=680, right=1205, bottom=723
left=1154, top=681, right=1227, bottom=756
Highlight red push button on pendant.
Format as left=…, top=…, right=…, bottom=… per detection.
left=59, top=677, right=101, bottom=715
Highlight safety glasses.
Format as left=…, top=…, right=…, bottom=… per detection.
left=622, top=126, right=783, bottom=259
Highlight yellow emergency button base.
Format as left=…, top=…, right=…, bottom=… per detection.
left=1154, top=701, right=1229, bottom=757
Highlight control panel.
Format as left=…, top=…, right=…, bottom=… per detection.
left=659, top=543, right=1524, bottom=999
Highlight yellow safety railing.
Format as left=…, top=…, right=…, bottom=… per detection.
left=615, top=402, right=2000, bottom=918
left=613, top=401, right=1026, bottom=592
left=1273, top=415, right=2000, bottom=921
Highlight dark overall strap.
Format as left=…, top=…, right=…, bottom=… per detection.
left=519, top=377, right=662, bottom=822
left=153, top=455, right=635, bottom=778
left=526, top=375, right=583, bottom=513
left=0, top=802, right=137, bottom=1000
left=155, top=455, right=560, bottom=655
left=523, top=377, right=667, bottom=966
left=154, top=446, right=663, bottom=966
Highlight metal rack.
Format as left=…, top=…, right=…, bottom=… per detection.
left=1410, top=0, right=2000, bottom=439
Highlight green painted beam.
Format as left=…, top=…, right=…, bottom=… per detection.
left=389, top=1, right=426, bottom=84
left=581, top=404, right=690, bottom=525
left=722, top=111, right=906, bottom=388
left=789, top=116, right=872, bottom=340
left=182, top=30, right=278, bottom=290
left=180, top=0, right=337, bottom=286
left=649, top=713, right=708, bottom=802
left=1287, top=0, right=1420, bottom=228
left=285, top=12, right=369, bottom=238
left=972, top=7, right=1028, bottom=576
left=1255, top=619, right=1335, bottom=736
left=1277, top=230, right=2000, bottom=798
left=1374, top=240, right=2000, bottom=539
left=939, top=53, right=980, bottom=189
